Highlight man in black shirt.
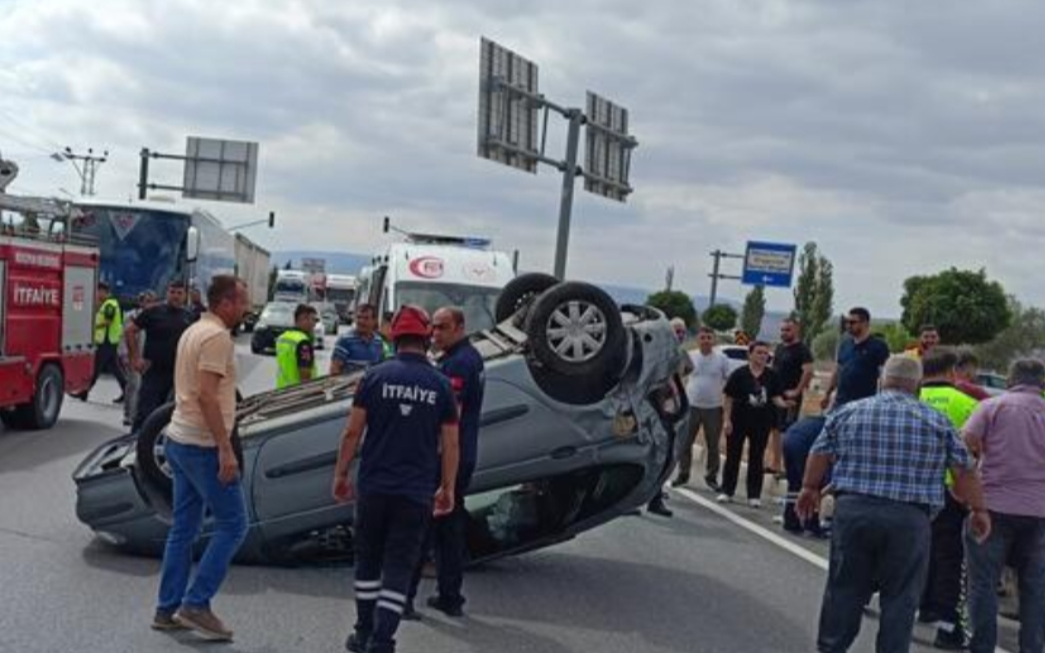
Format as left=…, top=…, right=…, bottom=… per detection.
left=769, top=318, right=814, bottom=474
left=126, top=280, right=195, bottom=431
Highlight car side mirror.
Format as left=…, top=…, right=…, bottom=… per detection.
left=186, top=226, right=200, bottom=263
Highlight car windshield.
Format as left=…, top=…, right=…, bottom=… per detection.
left=260, top=303, right=295, bottom=326
left=394, top=282, right=500, bottom=333
left=70, top=206, right=190, bottom=302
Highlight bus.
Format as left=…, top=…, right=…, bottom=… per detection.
left=68, top=199, right=235, bottom=306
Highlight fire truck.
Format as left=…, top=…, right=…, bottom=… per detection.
left=0, top=172, right=99, bottom=430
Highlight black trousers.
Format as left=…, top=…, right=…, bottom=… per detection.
left=132, top=368, right=174, bottom=432
left=88, top=342, right=127, bottom=395
left=921, top=492, right=967, bottom=629
left=721, top=418, right=772, bottom=499
left=352, top=493, right=431, bottom=653
left=407, top=473, right=472, bottom=609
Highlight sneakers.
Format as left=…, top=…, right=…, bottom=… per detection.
left=716, top=494, right=732, bottom=503
left=705, top=476, right=722, bottom=492
left=401, top=602, right=422, bottom=622
left=670, top=475, right=689, bottom=487
left=748, top=499, right=762, bottom=509
left=426, top=596, right=464, bottom=618
left=150, top=610, right=187, bottom=632
left=173, top=606, right=233, bottom=642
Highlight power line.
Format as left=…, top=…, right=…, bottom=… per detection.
left=0, top=106, right=65, bottom=152
left=60, top=147, right=109, bottom=196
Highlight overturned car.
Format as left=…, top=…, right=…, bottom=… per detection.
left=73, top=275, right=688, bottom=566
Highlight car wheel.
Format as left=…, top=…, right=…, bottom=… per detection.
left=134, top=402, right=243, bottom=516
left=525, top=281, right=627, bottom=396
left=251, top=342, right=262, bottom=354
left=495, top=273, right=560, bottom=324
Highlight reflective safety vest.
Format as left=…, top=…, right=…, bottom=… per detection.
left=93, top=298, right=123, bottom=345
left=920, top=383, right=979, bottom=488
left=381, top=337, right=394, bottom=360
left=276, top=329, right=317, bottom=389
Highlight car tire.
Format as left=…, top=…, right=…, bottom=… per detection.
left=2, top=364, right=64, bottom=430
left=251, top=342, right=263, bottom=354
left=524, top=281, right=627, bottom=399
left=134, top=402, right=243, bottom=516
left=495, top=273, right=561, bottom=324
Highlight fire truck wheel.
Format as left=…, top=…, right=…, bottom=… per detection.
left=1, top=364, right=64, bottom=430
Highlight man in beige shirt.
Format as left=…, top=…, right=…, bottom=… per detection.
left=153, top=275, right=249, bottom=642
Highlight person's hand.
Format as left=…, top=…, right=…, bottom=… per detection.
left=784, top=389, right=799, bottom=400
left=217, top=445, right=239, bottom=485
left=132, top=357, right=148, bottom=374
left=433, top=485, right=455, bottom=517
left=722, top=421, right=733, bottom=437
left=969, top=509, right=992, bottom=544
left=332, top=473, right=355, bottom=504
left=796, top=487, right=820, bottom=522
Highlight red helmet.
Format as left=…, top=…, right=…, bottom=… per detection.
left=390, top=304, right=431, bottom=340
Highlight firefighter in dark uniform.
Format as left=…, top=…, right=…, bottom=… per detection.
left=332, top=305, right=460, bottom=653
left=405, top=306, right=485, bottom=618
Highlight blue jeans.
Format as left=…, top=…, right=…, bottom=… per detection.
left=157, top=439, right=248, bottom=613
left=781, top=417, right=827, bottom=532
left=817, top=494, right=931, bottom=653
left=965, top=511, right=1045, bottom=653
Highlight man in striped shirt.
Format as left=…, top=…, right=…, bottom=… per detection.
left=797, top=355, right=990, bottom=653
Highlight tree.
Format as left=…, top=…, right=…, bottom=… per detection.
left=792, top=242, right=834, bottom=345
left=646, top=290, right=698, bottom=327
left=283, top=259, right=292, bottom=270
left=812, top=328, right=840, bottom=362
left=900, top=268, right=1011, bottom=345
left=872, top=321, right=913, bottom=353
left=703, top=304, right=738, bottom=332
left=974, top=297, right=1045, bottom=371
left=740, top=285, right=766, bottom=339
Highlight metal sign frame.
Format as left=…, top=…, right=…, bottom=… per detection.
left=583, top=91, right=636, bottom=202
left=182, top=137, right=258, bottom=204
left=478, top=38, right=540, bottom=174
left=741, top=241, right=798, bottom=288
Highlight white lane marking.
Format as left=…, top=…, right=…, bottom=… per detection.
left=674, top=488, right=827, bottom=570
left=674, top=487, right=1014, bottom=653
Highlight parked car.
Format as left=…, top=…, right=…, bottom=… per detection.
left=311, top=302, right=339, bottom=339
left=975, top=371, right=1007, bottom=397
left=73, top=276, right=687, bottom=566
left=251, top=302, right=325, bottom=354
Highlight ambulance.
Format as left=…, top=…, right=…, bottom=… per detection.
left=360, top=229, right=516, bottom=334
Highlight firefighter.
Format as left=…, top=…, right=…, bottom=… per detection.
left=275, top=304, right=318, bottom=388
left=332, top=305, right=459, bottom=653
left=405, top=306, right=485, bottom=619
left=76, top=282, right=128, bottom=403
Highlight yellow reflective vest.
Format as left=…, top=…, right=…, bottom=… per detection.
left=93, top=298, right=123, bottom=345
left=276, top=329, right=317, bottom=389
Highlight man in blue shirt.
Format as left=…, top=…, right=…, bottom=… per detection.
left=821, top=307, right=891, bottom=411
left=330, top=303, right=386, bottom=375
left=406, top=306, right=485, bottom=619
left=797, top=355, right=989, bottom=653
left=332, top=305, right=459, bottom=653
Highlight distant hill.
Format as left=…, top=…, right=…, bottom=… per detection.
left=275, top=250, right=788, bottom=338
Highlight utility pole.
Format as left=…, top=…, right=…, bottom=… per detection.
left=708, top=249, right=744, bottom=306
left=61, top=147, right=108, bottom=196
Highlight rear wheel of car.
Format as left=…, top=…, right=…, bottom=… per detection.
left=524, top=282, right=627, bottom=403
left=1, top=364, right=64, bottom=430
left=495, top=273, right=560, bottom=324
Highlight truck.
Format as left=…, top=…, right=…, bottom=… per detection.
left=234, top=233, right=271, bottom=329
left=68, top=198, right=235, bottom=308
left=272, top=269, right=310, bottom=304
left=0, top=190, right=99, bottom=429
left=359, top=228, right=517, bottom=334
left=324, top=273, right=357, bottom=324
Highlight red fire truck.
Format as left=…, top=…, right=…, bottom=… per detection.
left=0, top=190, right=99, bottom=430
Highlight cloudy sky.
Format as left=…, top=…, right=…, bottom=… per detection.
left=2, top=0, right=1044, bottom=316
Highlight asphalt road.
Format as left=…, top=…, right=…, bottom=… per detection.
left=0, top=332, right=1023, bottom=653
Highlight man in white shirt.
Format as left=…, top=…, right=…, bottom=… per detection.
left=674, top=326, right=732, bottom=491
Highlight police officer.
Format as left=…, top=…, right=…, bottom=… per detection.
left=276, top=304, right=318, bottom=388
left=332, top=305, right=459, bottom=653
left=76, top=282, right=128, bottom=402
left=406, top=306, right=485, bottom=618
left=918, top=347, right=979, bottom=650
